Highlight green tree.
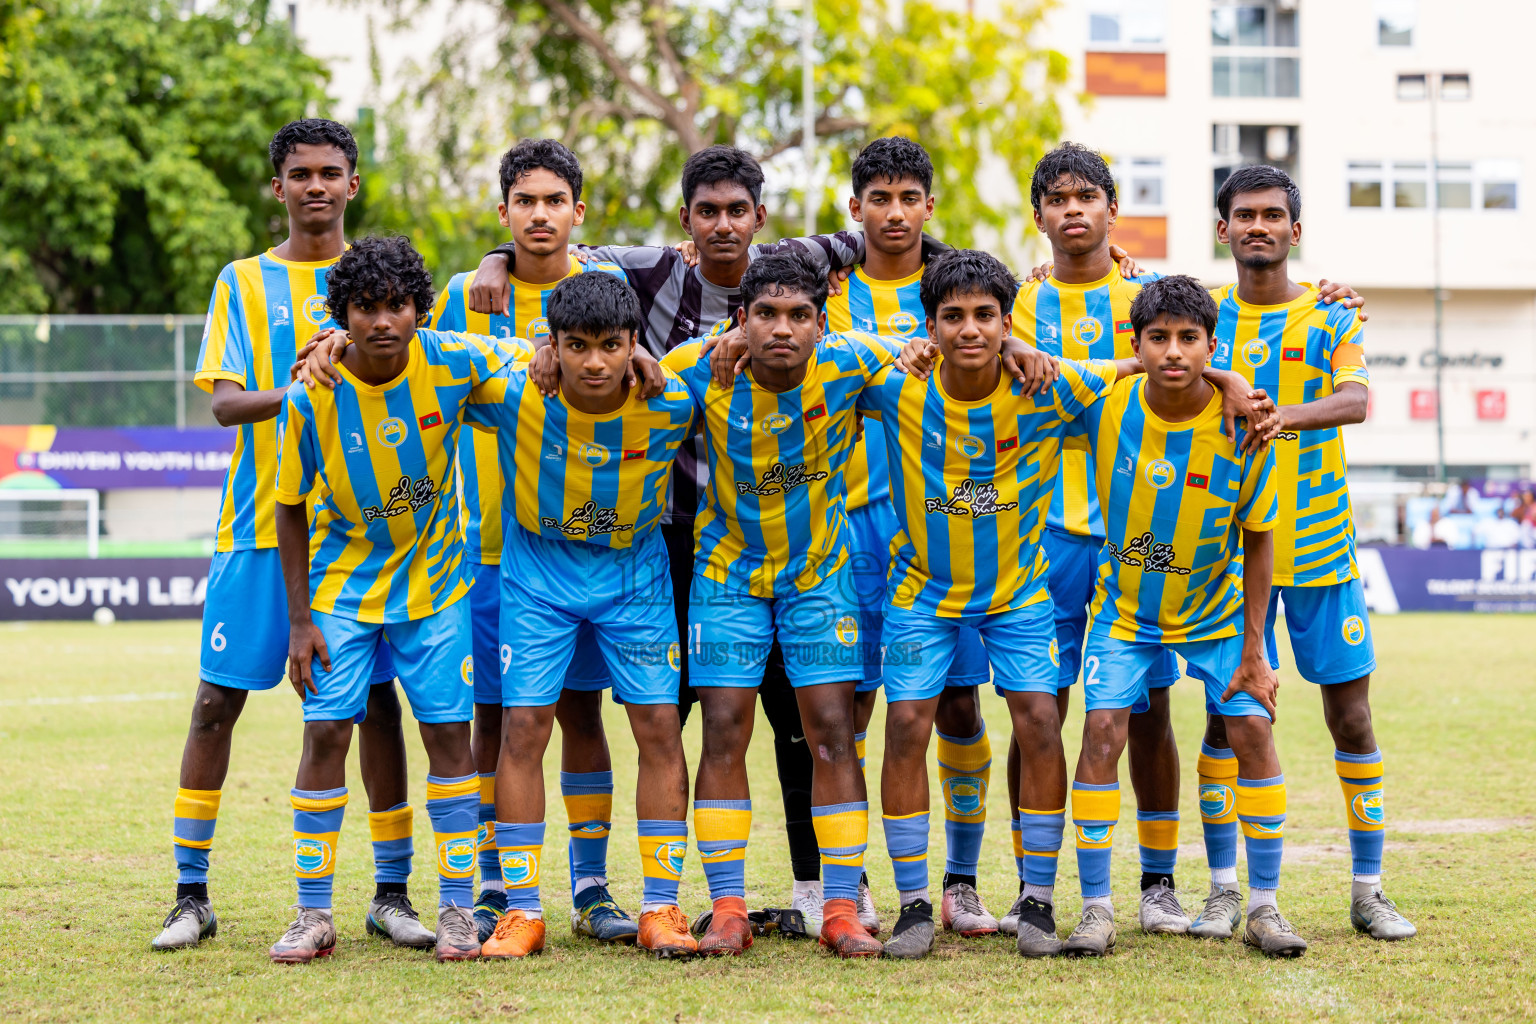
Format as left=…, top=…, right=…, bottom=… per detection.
left=366, top=0, right=1067, bottom=257
left=0, top=0, right=332, bottom=314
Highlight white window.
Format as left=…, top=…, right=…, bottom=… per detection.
left=1088, top=0, right=1167, bottom=50
left=1477, top=160, right=1519, bottom=210
left=1440, top=73, right=1471, bottom=101
left=1115, top=158, right=1166, bottom=215
left=1347, top=161, right=1383, bottom=208
left=1212, top=1, right=1300, bottom=98
left=1345, top=160, right=1519, bottom=212
left=1375, top=0, right=1415, bottom=46
left=1393, top=162, right=1428, bottom=208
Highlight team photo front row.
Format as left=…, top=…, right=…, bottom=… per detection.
left=153, top=118, right=1413, bottom=967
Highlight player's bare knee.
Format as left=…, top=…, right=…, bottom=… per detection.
left=363, top=683, right=402, bottom=729
left=556, top=688, right=605, bottom=733
left=1079, top=711, right=1127, bottom=766
left=1203, top=712, right=1230, bottom=749
left=1322, top=681, right=1376, bottom=751
left=883, top=702, right=933, bottom=763
left=934, top=687, right=982, bottom=736
left=1221, top=714, right=1277, bottom=768
left=190, top=682, right=244, bottom=731
left=303, top=719, right=354, bottom=763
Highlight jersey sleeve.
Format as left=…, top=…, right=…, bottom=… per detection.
left=854, top=363, right=899, bottom=420
left=460, top=332, right=531, bottom=386
left=274, top=385, right=319, bottom=504
left=193, top=266, right=249, bottom=393
left=429, top=273, right=468, bottom=332
left=752, top=231, right=865, bottom=272
left=842, top=331, right=900, bottom=381
left=1327, top=305, right=1370, bottom=389
left=1049, top=358, right=1118, bottom=422
left=1236, top=443, right=1279, bottom=532
left=659, top=340, right=710, bottom=399
left=464, top=365, right=518, bottom=429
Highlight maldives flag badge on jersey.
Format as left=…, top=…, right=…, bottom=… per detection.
left=1187, top=471, right=1209, bottom=489
left=1115, top=320, right=1133, bottom=334
left=805, top=403, right=827, bottom=421
left=418, top=411, right=443, bottom=429
left=623, top=449, right=645, bottom=461
left=997, top=436, right=1018, bottom=453
left=1282, top=347, right=1304, bottom=361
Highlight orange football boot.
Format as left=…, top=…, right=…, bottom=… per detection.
left=698, top=896, right=753, bottom=956
left=480, top=909, right=546, bottom=959
left=819, top=898, right=883, bottom=958
left=637, top=905, right=699, bottom=960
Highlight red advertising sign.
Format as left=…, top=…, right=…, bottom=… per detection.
left=1410, top=389, right=1439, bottom=421
left=1476, top=389, right=1507, bottom=421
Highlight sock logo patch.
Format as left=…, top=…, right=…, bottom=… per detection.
left=1245, top=820, right=1285, bottom=836
left=573, top=822, right=609, bottom=835
left=294, top=838, right=334, bottom=875
left=1200, top=784, right=1235, bottom=819
left=654, top=840, right=687, bottom=877
left=943, top=777, right=986, bottom=817
left=1076, top=824, right=1112, bottom=846
left=1352, top=790, right=1384, bottom=825
left=1341, top=615, right=1366, bottom=646
left=698, top=846, right=733, bottom=860
left=500, top=851, right=539, bottom=887
left=438, top=837, right=478, bottom=875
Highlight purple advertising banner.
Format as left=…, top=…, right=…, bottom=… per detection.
left=1357, top=546, right=1536, bottom=614
left=0, top=558, right=209, bottom=620
left=1, top=426, right=234, bottom=489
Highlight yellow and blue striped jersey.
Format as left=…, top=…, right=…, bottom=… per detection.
left=194, top=249, right=345, bottom=552
left=857, top=358, right=1118, bottom=617
left=275, top=329, right=518, bottom=623
left=826, top=266, right=927, bottom=511
left=1210, top=283, right=1367, bottom=587
left=1012, top=267, right=1159, bottom=541
left=429, top=255, right=626, bottom=564
left=662, top=332, right=897, bottom=598
left=1083, top=378, right=1278, bottom=643
left=464, top=368, right=697, bottom=548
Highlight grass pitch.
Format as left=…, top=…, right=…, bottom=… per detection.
left=1, top=614, right=1533, bottom=1023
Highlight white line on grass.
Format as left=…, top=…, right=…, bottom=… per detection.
left=0, top=691, right=186, bottom=707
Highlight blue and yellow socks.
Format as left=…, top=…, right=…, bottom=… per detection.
left=172, top=788, right=220, bottom=896
left=1019, top=806, right=1065, bottom=904
left=1137, top=809, right=1179, bottom=889
left=1072, top=781, right=1119, bottom=908
left=638, top=819, right=687, bottom=913
left=292, top=787, right=347, bottom=909
left=561, top=771, right=613, bottom=904
left=937, top=726, right=990, bottom=880
left=1237, top=774, right=1286, bottom=911
left=1198, top=743, right=1240, bottom=888
left=1337, top=748, right=1385, bottom=891
left=1011, top=813, right=1025, bottom=882
left=854, top=731, right=868, bottom=772
left=694, top=799, right=750, bottom=900
left=368, top=802, right=414, bottom=889
left=476, top=774, right=500, bottom=894
left=496, top=821, right=545, bottom=918
left=426, top=774, right=479, bottom=909
left=882, top=811, right=930, bottom=902
left=813, top=802, right=869, bottom=903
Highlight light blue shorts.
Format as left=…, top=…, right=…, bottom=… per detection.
left=881, top=597, right=1057, bottom=704
left=304, top=600, right=472, bottom=724
left=201, top=548, right=393, bottom=691
left=1266, top=579, right=1377, bottom=685
left=847, top=501, right=990, bottom=693
left=688, top=564, right=863, bottom=688
left=1082, top=632, right=1271, bottom=720
left=1043, top=528, right=1178, bottom=692
left=499, top=527, right=679, bottom=707
left=468, top=562, right=609, bottom=705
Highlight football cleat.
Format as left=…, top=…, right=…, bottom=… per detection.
left=434, top=905, right=482, bottom=961
left=790, top=882, right=825, bottom=939
left=940, top=882, right=999, bottom=937
left=819, top=898, right=883, bottom=958
left=1062, top=904, right=1116, bottom=957
left=1351, top=890, right=1417, bottom=941
left=855, top=878, right=881, bottom=935
left=638, top=906, right=699, bottom=960
left=366, top=892, right=435, bottom=948
left=481, top=909, right=545, bottom=959
left=269, top=907, right=336, bottom=964
left=698, top=896, right=753, bottom=956
left=572, top=888, right=639, bottom=944
left=999, top=889, right=1026, bottom=937
left=1244, top=905, right=1308, bottom=958
left=473, top=889, right=507, bottom=944
left=1138, top=881, right=1191, bottom=935
left=1189, top=884, right=1243, bottom=940
left=151, top=895, right=217, bottom=950
left=1013, top=897, right=1064, bottom=958
left=881, top=899, right=935, bottom=960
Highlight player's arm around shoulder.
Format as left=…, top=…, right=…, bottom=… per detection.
left=1050, top=357, right=1122, bottom=420
left=427, top=272, right=470, bottom=332
left=660, top=339, right=713, bottom=394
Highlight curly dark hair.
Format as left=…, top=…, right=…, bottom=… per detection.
left=269, top=118, right=358, bottom=175
left=919, top=249, right=1019, bottom=319
left=1216, top=163, right=1301, bottom=222
left=851, top=136, right=934, bottom=197
left=739, top=248, right=828, bottom=314
left=1029, top=141, right=1116, bottom=212
left=1129, top=274, right=1218, bottom=337
left=499, top=138, right=584, bottom=203
left=324, top=236, right=435, bottom=330
left=547, top=271, right=642, bottom=339
left=681, top=145, right=765, bottom=206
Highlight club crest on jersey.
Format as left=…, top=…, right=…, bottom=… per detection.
left=1242, top=339, right=1270, bottom=368
left=294, top=838, right=334, bottom=875
left=667, top=642, right=682, bottom=672
left=1144, top=459, right=1176, bottom=489
left=1352, top=789, right=1385, bottom=825
left=1341, top=615, right=1366, bottom=646
left=955, top=434, right=986, bottom=459
left=1199, top=784, right=1235, bottom=819
left=500, top=851, right=538, bottom=887
left=655, top=840, right=686, bottom=876
left=577, top=442, right=610, bottom=467
left=1076, top=825, right=1112, bottom=846
left=835, top=616, right=859, bottom=647
left=302, top=293, right=331, bottom=326
left=943, top=777, right=985, bottom=817
left=761, top=412, right=794, bottom=435
left=438, top=836, right=477, bottom=875
left=1071, top=316, right=1103, bottom=346
left=376, top=417, right=408, bottom=449
left=461, top=655, right=474, bottom=686
left=1048, top=637, right=1060, bottom=667
left=525, top=316, right=551, bottom=341
left=888, top=311, right=919, bottom=336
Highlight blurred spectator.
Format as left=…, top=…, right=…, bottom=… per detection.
left=1476, top=507, right=1522, bottom=550
left=1439, top=480, right=1481, bottom=516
